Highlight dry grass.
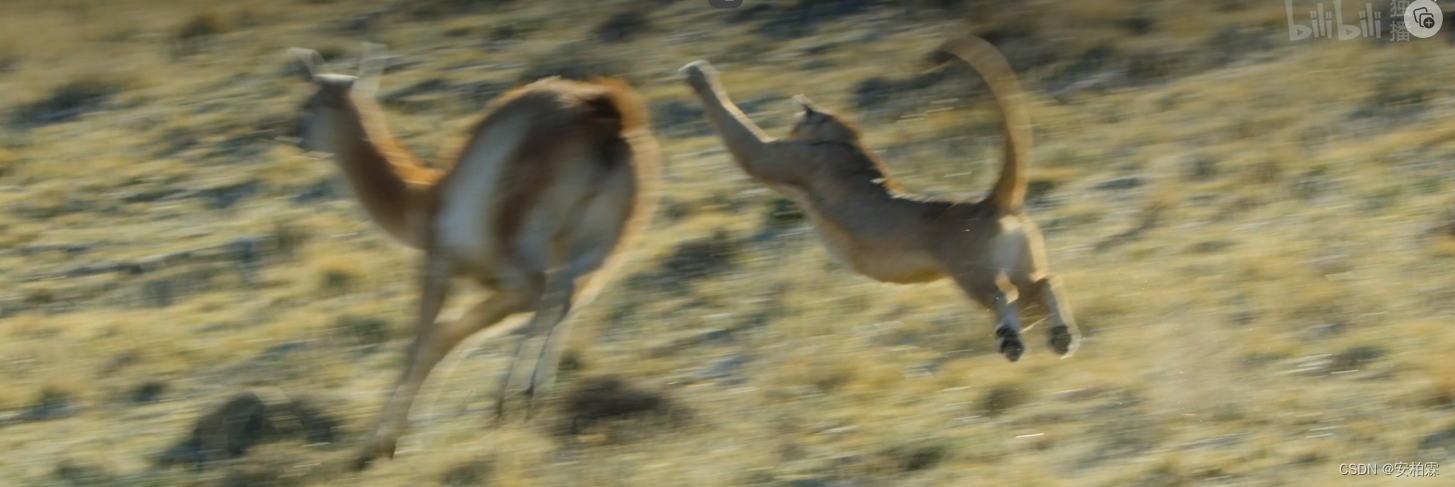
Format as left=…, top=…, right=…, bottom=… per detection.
left=1, top=0, right=1454, bottom=486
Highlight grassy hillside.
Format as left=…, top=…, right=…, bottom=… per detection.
left=2, top=0, right=1455, bottom=485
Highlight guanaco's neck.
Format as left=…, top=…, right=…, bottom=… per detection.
left=317, top=93, right=440, bottom=249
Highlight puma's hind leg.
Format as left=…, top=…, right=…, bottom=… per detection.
left=954, top=270, right=1024, bottom=362
left=1030, top=274, right=1079, bottom=357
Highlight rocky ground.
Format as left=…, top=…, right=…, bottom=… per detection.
left=2, top=0, right=1455, bottom=485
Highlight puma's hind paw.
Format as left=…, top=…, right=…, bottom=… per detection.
left=997, top=334, right=1024, bottom=362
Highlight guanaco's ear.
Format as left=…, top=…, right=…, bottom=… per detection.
left=288, top=47, right=327, bottom=81
left=793, top=94, right=820, bottom=115
left=354, top=42, right=387, bottom=95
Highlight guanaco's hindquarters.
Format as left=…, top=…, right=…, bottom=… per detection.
left=678, top=36, right=1079, bottom=362
left=289, top=46, right=659, bottom=470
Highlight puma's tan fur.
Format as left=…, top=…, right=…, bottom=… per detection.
left=290, top=45, right=659, bottom=469
left=679, top=36, right=1079, bottom=361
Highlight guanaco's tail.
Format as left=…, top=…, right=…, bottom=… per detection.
left=928, top=36, right=1032, bottom=212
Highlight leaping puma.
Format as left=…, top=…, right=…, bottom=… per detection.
left=678, top=36, right=1079, bottom=361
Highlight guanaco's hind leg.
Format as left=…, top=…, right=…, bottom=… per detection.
left=354, top=253, right=527, bottom=470
left=492, top=237, right=580, bottom=420
left=494, top=171, right=628, bottom=420
left=954, top=270, right=1025, bottom=362
left=522, top=263, right=577, bottom=415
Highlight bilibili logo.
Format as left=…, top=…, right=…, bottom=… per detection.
left=1285, top=0, right=1385, bottom=40
left=1286, top=0, right=1443, bottom=41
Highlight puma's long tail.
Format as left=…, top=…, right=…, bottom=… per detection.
left=929, top=36, right=1032, bottom=212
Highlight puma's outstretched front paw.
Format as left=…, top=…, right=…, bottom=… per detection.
left=679, top=60, right=718, bottom=92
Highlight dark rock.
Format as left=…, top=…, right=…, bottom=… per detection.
left=140, top=279, right=175, bottom=308
left=158, top=392, right=279, bottom=467
left=560, top=375, right=673, bottom=436
left=1093, top=176, right=1144, bottom=190
left=1117, top=14, right=1155, bottom=35
left=696, top=355, right=749, bottom=384
left=335, top=315, right=391, bottom=350
left=1184, top=155, right=1219, bottom=181
left=659, top=230, right=740, bottom=282
left=852, top=68, right=954, bottom=110
left=215, top=464, right=285, bottom=487
left=1418, top=426, right=1455, bottom=458
left=1302, top=323, right=1344, bottom=341
left=1330, top=345, right=1385, bottom=371
left=763, top=197, right=805, bottom=228
left=516, top=46, right=631, bottom=84
left=1209, top=24, right=1274, bottom=66
left=292, top=180, right=337, bottom=204
left=132, top=381, right=168, bottom=404
left=53, top=460, right=112, bottom=486
left=899, top=444, right=947, bottom=471
left=727, top=3, right=773, bottom=24
left=157, top=389, right=338, bottom=469
left=1186, top=240, right=1234, bottom=254
left=260, top=340, right=310, bottom=360
left=23, top=388, right=76, bottom=422
left=982, top=384, right=1025, bottom=416
left=440, top=458, right=494, bottom=486
left=651, top=99, right=710, bottom=136
left=381, top=78, right=451, bottom=106
left=12, top=78, right=122, bottom=129
left=16, top=244, right=93, bottom=257
left=1126, top=49, right=1191, bottom=83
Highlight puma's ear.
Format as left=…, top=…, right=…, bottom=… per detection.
left=793, top=94, right=820, bottom=115
left=288, top=47, right=327, bottom=81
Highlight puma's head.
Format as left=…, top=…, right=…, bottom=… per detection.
left=786, top=95, right=861, bottom=145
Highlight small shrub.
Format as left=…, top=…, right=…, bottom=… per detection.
left=982, top=384, right=1025, bottom=416
left=558, top=375, right=677, bottom=436
left=176, top=11, right=227, bottom=42
left=335, top=315, right=390, bottom=349
left=763, top=197, right=805, bottom=228
left=440, top=458, right=494, bottom=486
left=517, top=49, right=631, bottom=83
left=12, top=77, right=125, bottom=128
left=594, top=11, right=650, bottom=43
